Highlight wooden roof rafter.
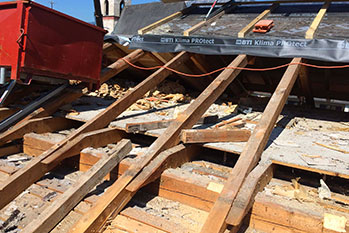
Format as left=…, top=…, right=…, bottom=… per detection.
left=69, top=54, right=249, bottom=232
left=200, top=57, right=303, bottom=233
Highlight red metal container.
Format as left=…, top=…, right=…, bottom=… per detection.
left=0, top=0, right=106, bottom=88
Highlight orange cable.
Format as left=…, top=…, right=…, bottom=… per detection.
left=121, top=57, right=349, bottom=78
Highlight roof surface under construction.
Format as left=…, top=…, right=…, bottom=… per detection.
left=108, top=1, right=349, bottom=62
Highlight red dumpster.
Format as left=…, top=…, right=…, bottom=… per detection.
left=0, top=0, right=106, bottom=88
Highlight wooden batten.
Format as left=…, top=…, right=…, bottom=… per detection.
left=238, top=3, right=279, bottom=38
left=305, top=1, right=331, bottom=39
left=138, top=11, right=182, bottom=35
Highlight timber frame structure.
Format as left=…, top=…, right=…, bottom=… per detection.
left=0, top=1, right=348, bottom=233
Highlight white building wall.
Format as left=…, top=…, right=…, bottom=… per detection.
left=99, top=0, right=131, bottom=33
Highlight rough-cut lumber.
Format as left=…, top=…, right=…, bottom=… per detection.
left=251, top=194, right=323, bottom=232
left=43, top=51, right=190, bottom=165
left=238, top=3, right=279, bottom=38
left=125, top=115, right=218, bottom=133
left=70, top=54, right=248, bottom=233
left=23, top=132, right=64, bottom=156
left=107, top=215, right=167, bottom=233
left=0, top=49, right=144, bottom=147
left=69, top=144, right=195, bottom=233
left=183, top=11, right=226, bottom=36
left=0, top=144, right=22, bottom=158
left=138, top=12, right=182, bottom=35
left=127, top=145, right=198, bottom=191
left=225, top=162, right=274, bottom=228
left=298, top=65, right=315, bottom=106
left=200, top=58, right=302, bottom=233
left=0, top=51, right=190, bottom=210
left=42, top=128, right=127, bottom=166
left=138, top=6, right=195, bottom=35
left=272, top=160, right=349, bottom=179
left=180, top=128, right=251, bottom=143
left=78, top=149, right=221, bottom=211
left=0, top=90, right=82, bottom=147
left=0, top=128, right=126, bottom=210
left=305, top=1, right=330, bottom=39
left=120, top=207, right=189, bottom=233
left=0, top=117, right=78, bottom=146
left=100, top=49, right=146, bottom=83
left=22, top=139, right=131, bottom=233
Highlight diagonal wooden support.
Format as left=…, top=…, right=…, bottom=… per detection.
left=23, top=139, right=132, bottom=233
left=0, top=49, right=146, bottom=147
left=238, top=3, right=279, bottom=38
left=0, top=117, right=79, bottom=145
left=200, top=57, right=302, bottom=233
left=305, top=1, right=331, bottom=39
left=226, top=162, right=274, bottom=229
left=0, top=51, right=189, bottom=211
left=70, top=144, right=198, bottom=233
left=69, top=54, right=248, bottom=233
left=0, top=128, right=126, bottom=210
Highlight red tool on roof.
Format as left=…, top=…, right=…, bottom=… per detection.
left=253, top=19, right=274, bottom=33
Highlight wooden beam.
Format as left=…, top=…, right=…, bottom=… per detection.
left=238, top=3, right=279, bottom=38
left=0, top=117, right=79, bottom=145
left=183, top=11, right=225, bottom=36
left=100, top=49, right=146, bottom=83
left=298, top=65, right=315, bottom=106
left=305, top=1, right=330, bottom=39
left=0, top=144, right=22, bottom=158
left=225, top=162, right=274, bottom=229
left=0, top=49, right=145, bottom=147
left=180, top=128, right=251, bottom=143
left=0, top=51, right=189, bottom=211
left=70, top=55, right=248, bottom=233
left=43, top=51, right=190, bottom=165
left=125, top=115, right=218, bottom=133
left=200, top=58, right=302, bottom=233
left=138, top=11, right=182, bottom=35
left=69, top=144, right=196, bottom=233
left=22, top=139, right=132, bottom=233
left=0, top=128, right=126, bottom=210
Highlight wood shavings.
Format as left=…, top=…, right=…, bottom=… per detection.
left=314, top=142, right=349, bottom=154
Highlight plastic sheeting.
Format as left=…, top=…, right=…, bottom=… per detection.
left=116, top=34, right=349, bottom=63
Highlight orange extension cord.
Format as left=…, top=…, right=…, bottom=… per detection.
left=121, top=57, right=349, bottom=78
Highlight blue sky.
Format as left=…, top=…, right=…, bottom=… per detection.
left=0, top=0, right=158, bottom=22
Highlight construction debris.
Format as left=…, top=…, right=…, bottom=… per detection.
left=0, top=0, right=348, bottom=233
